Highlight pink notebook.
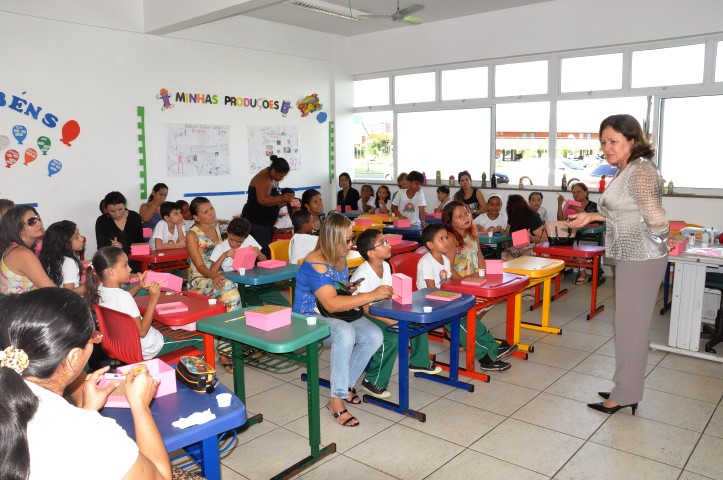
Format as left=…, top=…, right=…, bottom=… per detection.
left=425, top=290, right=461, bottom=302
left=461, top=277, right=488, bottom=286
left=257, top=259, right=286, bottom=269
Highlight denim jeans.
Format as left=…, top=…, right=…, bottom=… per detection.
left=321, top=315, right=383, bottom=398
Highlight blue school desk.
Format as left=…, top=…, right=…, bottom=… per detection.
left=382, top=225, right=423, bottom=243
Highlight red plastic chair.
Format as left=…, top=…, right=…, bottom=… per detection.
left=389, top=252, right=424, bottom=292
left=94, top=305, right=202, bottom=366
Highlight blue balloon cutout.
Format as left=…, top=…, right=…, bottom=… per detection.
left=47, top=159, right=63, bottom=177
left=13, top=125, right=28, bottom=145
left=316, top=111, right=328, bottom=124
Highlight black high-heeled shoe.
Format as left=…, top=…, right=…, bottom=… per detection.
left=598, top=391, right=610, bottom=399
left=588, top=401, right=637, bottom=415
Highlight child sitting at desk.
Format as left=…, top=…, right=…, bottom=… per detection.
left=434, top=185, right=452, bottom=213
left=351, top=229, right=441, bottom=399
left=441, top=204, right=517, bottom=371
left=359, top=184, right=375, bottom=213
left=176, top=199, right=196, bottom=232
left=473, top=194, right=508, bottom=234
left=150, top=201, right=186, bottom=250
left=391, top=170, right=427, bottom=226
left=85, top=246, right=202, bottom=360
left=39, top=220, right=87, bottom=295
left=289, top=210, right=319, bottom=265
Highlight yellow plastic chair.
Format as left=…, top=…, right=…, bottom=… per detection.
left=268, top=239, right=292, bottom=302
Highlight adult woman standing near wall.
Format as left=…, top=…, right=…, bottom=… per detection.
left=139, top=183, right=169, bottom=230
left=453, top=170, right=487, bottom=217
left=95, top=191, right=144, bottom=271
left=241, top=156, right=295, bottom=257
left=567, top=114, right=670, bottom=415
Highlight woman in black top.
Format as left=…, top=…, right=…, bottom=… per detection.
left=453, top=171, right=487, bottom=217
left=241, top=155, right=295, bottom=257
left=336, top=172, right=360, bottom=213
left=95, top=191, right=144, bottom=271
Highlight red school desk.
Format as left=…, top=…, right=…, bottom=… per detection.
left=128, top=247, right=189, bottom=272
left=352, top=239, right=419, bottom=256
left=441, top=272, right=531, bottom=381
left=135, top=290, right=226, bottom=368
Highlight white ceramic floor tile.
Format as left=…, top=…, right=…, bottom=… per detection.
left=245, top=383, right=313, bottom=426
left=470, top=418, right=584, bottom=477
left=526, top=342, right=590, bottom=370
left=645, top=366, right=723, bottom=404
left=572, top=353, right=654, bottom=380
left=220, top=464, right=249, bottom=480
left=658, top=354, right=723, bottom=381
left=563, top=316, right=616, bottom=337
left=544, top=370, right=614, bottom=404
left=426, top=450, right=548, bottom=480
left=445, top=378, right=540, bottom=416
left=590, top=413, right=701, bottom=468
left=555, top=442, right=680, bottom=480
left=299, top=453, right=397, bottom=479
left=485, top=357, right=568, bottom=391
left=679, top=471, right=719, bottom=480
left=635, top=388, right=716, bottom=433
left=686, top=434, right=723, bottom=480
left=512, top=392, right=608, bottom=439
left=351, top=384, right=442, bottom=423
left=399, top=397, right=506, bottom=446
left=345, top=424, right=464, bottom=479
left=705, top=405, right=723, bottom=439
left=539, top=329, right=610, bottom=352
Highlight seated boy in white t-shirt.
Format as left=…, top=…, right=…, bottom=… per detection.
left=288, top=210, right=318, bottom=265
left=150, top=201, right=186, bottom=250
left=391, top=170, right=427, bottom=226
left=473, top=195, right=508, bottom=234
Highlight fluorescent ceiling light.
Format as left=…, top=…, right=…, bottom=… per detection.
left=284, top=0, right=368, bottom=20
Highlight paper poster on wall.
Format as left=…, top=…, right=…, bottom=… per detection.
left=166, top=123, right=231, bottom=177
left=247, top=126, right=300, bottom=173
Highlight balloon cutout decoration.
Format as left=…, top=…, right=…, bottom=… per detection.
left=24, top=148, right=38, bottom=166
left=316, top=112, right=328, bottom=124
left=0, top=135, right=9, bottom=151
left=60, top=120, right=80, bottom=146
left=37, top=136, right=51, bottom=155
left=5, top=149, right=20, bottom=168
left=12, top=125, right=27, bottom=145
left=47, top=159, right=62, bottom=177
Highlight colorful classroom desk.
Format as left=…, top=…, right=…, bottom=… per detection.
left=128, top=247, right=190, bottom=272
left=580, top=223, right=606, bottom=246
left=101, top=380, right=246, bottom=480
left=478, top=232, right=511, bottom=259
left=367, top=288, right=476, bottom=422
left=135, top=290, right=225, bottom=369
left=533, top=242, right=606, bottom=320
left=351, top=223, right=385, bottom=236
left=359, top=214, right=395, bottom=224
left=197, top=310, right=335, bottom=478
left=503, top=257, right=566, bottom=346
left=352, top=239, right=419, bottom=256
left=383, top=225, right=423, bottom=243
left=337, top=211, right=361, bottom=219
left=441, top=272, right=531, bottom=380
left=224, top=263, right=299, bottom=307
left=424, top=214, right=443, bottom=224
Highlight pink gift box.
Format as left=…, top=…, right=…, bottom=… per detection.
left=427, top=212, right=442, bottom=219
left=512, top=229, right=530, bottom=248
left=336, top=205, right=342, bottom=212
left=354, top=218, right=373, bottom=226
left=486, top=260, right=504, bottom=275
left=563, top=200, right=582, bottom=217
left=385, top=234, right=403, bottom=245
left=102, top=359, right=176, bottom=408
left=668, top=241, right=687, bottom=256
left=392, top=273, right=413, bottom=304
left=393, top=218, right=411, bottom=228
left=669, top=221, right=686, bottom=232
left=156, top=301, right=189, bottom=315
left=461, top=277, right=488, bottom=286
left=131, top=243, right=150, bottom=255
left=145, top=271, right=183, bottom=292
left=425, top=290, right=461, bottom=302
left=232, top=247, right=257, bottom=270
left=142, top=227, right=152, bottom=238
left=245, top=305, right=292, bottom=331
left=257, top=259, right=286, bottom=269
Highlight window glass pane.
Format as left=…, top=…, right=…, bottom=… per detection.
left=632, top=44, right=704, bottom=88
left=395, top=72, right=435, bottom=104
left=441, top=67, right=488, bottom=100
left=561, top=53, right=622, bottom=92
left=354, top=78, right=389, bottom=107
left=557, top=97, right=649, bottom=190
left=716, top=41, right=723, bottom=82
left=659, top=95, right=722, bottom=189
left=353, top=111, right=394, bottom=181
left=495, top=61, right=548, bottom=97
left=398, top=109, right=491, bottom=183
left=495, top=102, right=550, bottom=186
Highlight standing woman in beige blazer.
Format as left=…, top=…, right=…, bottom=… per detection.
left=567, top=114, right=673, bottom=415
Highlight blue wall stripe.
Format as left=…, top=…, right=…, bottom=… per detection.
left=18, top=203, right=39, bottom=207
left=183, top=186, right=321, bottom=198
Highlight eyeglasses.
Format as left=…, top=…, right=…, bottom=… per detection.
left=88, top=330, right=103, bottom=344
left=346, top=237, right=354, bottom=244
left=373, top=239, right=389, bottom=249
left=26, top=216, right=42, bottom=226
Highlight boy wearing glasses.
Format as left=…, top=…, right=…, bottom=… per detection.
left=351, top=229, right=440, bottom=399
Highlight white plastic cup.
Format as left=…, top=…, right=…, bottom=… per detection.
left=478, top=269, right=486, bottom=277
left=237, top=268, right=245, bottom=275
left=207, top=298, right=217, bottom=305
left=216, top=393, right=232, bottom=408
left=306, top=316, right=317, bottom=325
left=488, top=231, right=494, bottom=238
left=423, top=306, right=433, bottom=313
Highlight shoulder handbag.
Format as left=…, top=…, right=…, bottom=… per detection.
left=316, top=281, right=364, bottom=322
left=544, top=221, right=580, bottom=246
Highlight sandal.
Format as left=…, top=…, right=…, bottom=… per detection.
left=219, top=355, right=234, bottom=374
left=575, top=271, right=588, bottom=285
left=344, top=387, right=362, bottom=405
left=326, top=403, right=359, bottom=427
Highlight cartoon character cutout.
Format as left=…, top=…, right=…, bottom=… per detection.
left=280, top=101, right=291, bottom=117
left=157, top=88, right=174, bottom=111
left=296, top=94, right=321, bottom=117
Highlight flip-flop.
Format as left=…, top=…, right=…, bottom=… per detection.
left=344, top=387, right=362, bottom=404
left=575, top=272, right=588, bottom=285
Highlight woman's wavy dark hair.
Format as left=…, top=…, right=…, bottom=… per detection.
left=506, top=194, right=536, bottom=222
left=442, top=200, right=476, bottom=253
left=599, top=114, right=655, bottom=161
left=39, top=221, right=81, bottom=287
left=0, top=205, right=39, bottom=252
left=0, top=288, right=94, bottom=480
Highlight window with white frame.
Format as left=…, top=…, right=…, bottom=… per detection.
left=353, top=111, right=394, bottom=181
left=716, top=41, right=723, bottom=82
left=561, top=53, right=622, bottom=93
left=395, top=72, right=435, bottom=104
left=495, top=102, right=550, bottom=187
left=354, top=78, right=389, bottom=107
left=495, top=61, right=548, bottom=97
left=632, top=44, right=705, bottom=88
left=441, top=67, right=488, bottom=100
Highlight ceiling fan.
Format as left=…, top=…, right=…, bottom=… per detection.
left=358, top=1, right=425, bottom=25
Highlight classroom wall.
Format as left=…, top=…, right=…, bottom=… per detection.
left=0, top=11, right=335, bottom=257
